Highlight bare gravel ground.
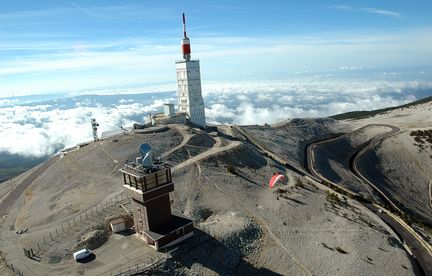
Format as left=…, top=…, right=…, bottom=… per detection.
left=169, top=139, right=416, bottom=275
left=351, top=101, right=432, bottom=226
left=11, top=128, right=181, bottom=229
left=0, top=123, right=418, bottom=275
left=357, top=130, right=432, bottom=225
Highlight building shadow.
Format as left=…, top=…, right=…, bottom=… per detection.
left=116, top=228, right=136, bottom=237
left=215, top=129, right=241, bottom=142
left=279, top=195, right=307, bottom=205
left=236, top=171, right=264, bottom=188
left=167, top=229, right=282, bottom=275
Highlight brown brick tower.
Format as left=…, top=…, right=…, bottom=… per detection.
left=120, top=144, right=193, bottom=250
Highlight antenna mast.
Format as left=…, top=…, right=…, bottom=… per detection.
left=181, top=13, right=191, bottom=61
left=91, top=118, right=99, bottom=142
left=183, top=13, right=187, bottom=38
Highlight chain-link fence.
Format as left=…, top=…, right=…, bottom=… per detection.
left=27, top=193, right=130, bottom=260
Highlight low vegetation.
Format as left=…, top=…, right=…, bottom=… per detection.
left=400, top=212, right=432, bottom=234
left=226, top=165, right=236, bottom=174
left=410, top=129, right=432, bottom=151
left=294, top=177, right=305, bottom=188
left=410, top=129, right=432, bottom=140
left=326, top=191, right=341, bottom=205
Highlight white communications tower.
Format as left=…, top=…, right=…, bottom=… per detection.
left=175, top=13, right=206, bottom=128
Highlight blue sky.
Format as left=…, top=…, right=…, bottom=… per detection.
left=1, top=0, right=432, bottom=96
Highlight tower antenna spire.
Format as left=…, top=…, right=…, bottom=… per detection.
left=183, top=13, right=187, bottom=38
left=181, top=13, right=191, bottom=60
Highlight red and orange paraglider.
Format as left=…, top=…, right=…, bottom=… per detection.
left=269, top=173, right=285, bottom=188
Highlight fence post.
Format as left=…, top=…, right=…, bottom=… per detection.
left=61, top=224, right=64, bottom=233
left=56, top=227, right=59, bottom=236
left=73, top=217, right=76, bottom=226
left=68, top=221, right=71, bottom=228
left=37, top=241, right=40, bottom=251
left=43, top=234, right=47, bottom=244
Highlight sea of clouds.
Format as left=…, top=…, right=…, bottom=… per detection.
left=0, top=79, right=431, bottom=158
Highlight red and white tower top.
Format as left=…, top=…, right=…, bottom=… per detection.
left=181, top=13, right=191, bottom=61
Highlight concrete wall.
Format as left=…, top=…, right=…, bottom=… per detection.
left=176, top=60, right=206, bottom=128
left=110, top=221, right=126, bottom=233
left=145, top=194, right=172, bottom=231
left=164, top=104, right=175, bottom=117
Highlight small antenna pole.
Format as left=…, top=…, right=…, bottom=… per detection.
left=91, top=118, right=99, bottom=142
left=183, top=13, right=187, bottom=37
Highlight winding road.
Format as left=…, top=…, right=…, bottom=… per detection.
left=351, top=125, right=403, bottom=213
left=306, top=124, right=432, bottom=275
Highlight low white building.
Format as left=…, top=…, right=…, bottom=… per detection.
left=110, top=218, right=126, bottom=233
left=164, top=103, right=175, bottom=117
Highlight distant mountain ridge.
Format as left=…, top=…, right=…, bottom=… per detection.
left=330, top=95, right=432, bottom=120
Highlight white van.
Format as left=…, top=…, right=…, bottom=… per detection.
left=73, top=249, right=91, bottom=261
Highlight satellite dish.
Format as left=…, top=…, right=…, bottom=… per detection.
left=139, top=144, right=153, bottom=168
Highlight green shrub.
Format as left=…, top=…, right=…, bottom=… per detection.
left=326, top=191, right=341, bottom=204
left=294, top=177, right=304, bottom=188
left=226, top=165, right=236, bottom=174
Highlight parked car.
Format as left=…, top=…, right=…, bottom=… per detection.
left=73, top=249, right=91, bottom=261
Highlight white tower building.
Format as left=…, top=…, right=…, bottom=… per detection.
left=175, top=13, right=206, bottom=128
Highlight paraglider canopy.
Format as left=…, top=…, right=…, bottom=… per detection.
left=269, top=173, right=285, bottom=188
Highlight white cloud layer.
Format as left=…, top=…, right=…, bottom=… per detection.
left=332, top=5, right=400, bottom=17
left=0, top=78, right=430, bottom=157
left=0, top=99, right=166, bottom=157
left=202, top=79, right=430, bottom=125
